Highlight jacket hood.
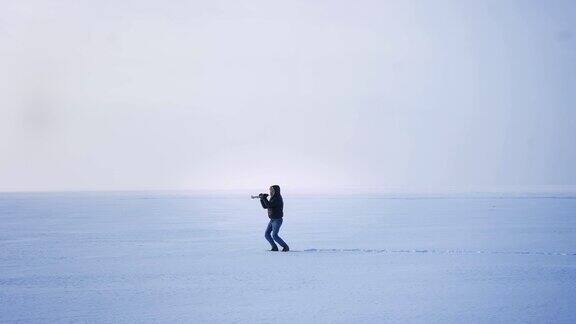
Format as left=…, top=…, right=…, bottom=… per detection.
left=271, top=185, right=281, bottom=197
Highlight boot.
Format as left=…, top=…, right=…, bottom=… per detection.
left=270, top=246, right=279, bottom=251
left=282, top=246, right=290, bottom=252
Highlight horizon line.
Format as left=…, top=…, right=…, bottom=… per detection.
left=1, top=186, right=576, bottom=198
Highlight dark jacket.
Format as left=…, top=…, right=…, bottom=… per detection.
left=260, top=185, right=283, bottom=219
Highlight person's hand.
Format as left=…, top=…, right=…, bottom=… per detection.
left=259, top=193, right=269, bottom=198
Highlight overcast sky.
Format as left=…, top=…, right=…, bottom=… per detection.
left=1, top=0, right=575, bottom=193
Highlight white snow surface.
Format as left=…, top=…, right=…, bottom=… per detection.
left=1, top=192, right=576, bottom=323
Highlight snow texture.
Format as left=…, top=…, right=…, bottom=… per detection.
left=1, top=192, right=576, bottom=323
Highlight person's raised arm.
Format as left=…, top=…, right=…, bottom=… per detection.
left=260, top=196, right=268, bottom=209
left=260, top=194, right=271, bottom=209
left=260, top=195, right=280, bottom=209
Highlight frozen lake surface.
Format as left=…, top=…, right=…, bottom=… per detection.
left=1, top=192, right=576, bottom=323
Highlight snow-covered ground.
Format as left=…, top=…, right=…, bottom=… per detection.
left=1, top=192, right=575, bottom=323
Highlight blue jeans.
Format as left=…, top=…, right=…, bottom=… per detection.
left=265, top=218, right=288, bottom=249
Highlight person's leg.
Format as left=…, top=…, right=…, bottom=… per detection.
left=264, top=220, right=278, bottom=250
left=271, top=219, right=289, bottom=250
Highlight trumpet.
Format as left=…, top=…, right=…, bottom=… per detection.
left=251, top=193, right=268, bottom=199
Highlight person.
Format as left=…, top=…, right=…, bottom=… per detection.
left=259, top=185, right=289, bottom=252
